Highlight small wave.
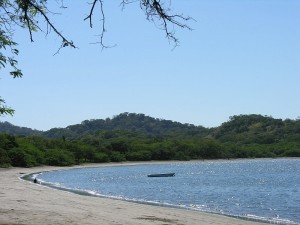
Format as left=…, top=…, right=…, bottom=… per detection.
left=20, top=172, right=41, bottom=182
left=26, top=160, right=300, bottom=225
left=27, top=177, right=300, bottom=225
left=242, top=214, right=300, bottom=225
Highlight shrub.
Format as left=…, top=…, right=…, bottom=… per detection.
left=283, top=149, right=300, bottom=157
left=0, top=148, right=11, bottom=167
left=8, top=148, right=37, bottom=167
left=174, top=151, right=190, bottom=161
left=126, top=151, right=152, bottom=161
left=94, top=152, right=110, bottom=163
left=110, top=151, right=126, bottom=162
left=45, top=149, right=75, bottom=166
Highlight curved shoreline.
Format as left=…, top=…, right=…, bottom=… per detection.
left=0, top=162, right=276, bottom=225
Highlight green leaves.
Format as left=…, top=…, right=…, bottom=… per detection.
left=0, top=27, right=22, bottom=115
left=0, top=98, right=15, bottom=116
left=0, top=29, right=23, bottom=78
left=9, top=68, right=22, bottom=78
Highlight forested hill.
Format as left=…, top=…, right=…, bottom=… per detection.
left=1, top=113, right=300, bottom=143
left=213, top=114, right=300, bottom=144
left=0, top=113, right=210, bottom=139
left=0, top=122, right=42, bottom=136
left=44, top=113, right=209, bottom=139
left=1, top=113, right=299, bottom=168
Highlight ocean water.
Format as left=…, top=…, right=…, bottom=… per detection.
left=35, top=159, right=300, bottom=224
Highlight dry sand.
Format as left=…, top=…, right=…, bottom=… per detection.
left=0, top=163, right=267, bottom=225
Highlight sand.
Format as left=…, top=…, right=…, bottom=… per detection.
left=0, top=163, right=267, bottom=225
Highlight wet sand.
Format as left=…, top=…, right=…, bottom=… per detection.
left=0, top=163, right=267, bottom=225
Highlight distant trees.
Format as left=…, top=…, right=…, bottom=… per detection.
left=0, top=114, right=300, bottom=168
left=44, top=149, right=75, bottom=166
left=213, top=114, right=299, bottom=144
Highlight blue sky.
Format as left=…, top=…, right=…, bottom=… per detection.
left=1, top=0, right=299, bottom=130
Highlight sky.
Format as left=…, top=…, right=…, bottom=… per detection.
left=1, top=0, right=299, bottom=131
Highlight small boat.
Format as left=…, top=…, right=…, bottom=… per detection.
left=147, top=173, right=175, bottom=177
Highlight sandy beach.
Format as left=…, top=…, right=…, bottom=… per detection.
left=0, top=163, right=268, bottom=225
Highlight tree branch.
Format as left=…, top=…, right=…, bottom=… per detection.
left=21, top=0, right=76, bottom=53
left=84, top=0, right=113, bottom=49
left=140, top=0, right=193, bottom=46
left=84, top=0, right=193, bottom=48
left=0, top=98, right=14, bottom=116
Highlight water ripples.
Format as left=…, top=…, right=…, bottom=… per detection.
left=36, top=158, right=300, bottom=225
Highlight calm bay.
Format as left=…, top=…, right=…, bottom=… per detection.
left=36, top=158, right=300, bottom=225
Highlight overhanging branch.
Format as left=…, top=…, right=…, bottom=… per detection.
left=84, top=0, right=193, bottom=48
left=21, top=0, right=76, bottom=52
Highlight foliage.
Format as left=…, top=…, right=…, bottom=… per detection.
left=0, top=121, right=42, bottom=136
left=0, top=148, right=11, bottom=167
left=110, top=151, right=126, bottom=162
left=0, top=98, right=15, bottom=116
left=213, top=114, right=300, bottom=144
left=44, top=149, right=75, bottom=166
left=126, top=150, right=152, bottom=161
left=42, top=113, right=209, bottom=139
left=93, top=152, right=109, bottom=163
left=0, top=114, right=299, bottom=168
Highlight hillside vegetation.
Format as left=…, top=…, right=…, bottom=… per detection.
left=0, top=113, right=299, bottom=167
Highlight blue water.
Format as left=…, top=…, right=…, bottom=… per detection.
left=36, top=159, right=300, bottom=224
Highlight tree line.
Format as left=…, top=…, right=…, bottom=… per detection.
left=1, top=113, right=299, bottom=167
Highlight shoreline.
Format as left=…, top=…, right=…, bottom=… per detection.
left=0, top=161, right=278, bottom=225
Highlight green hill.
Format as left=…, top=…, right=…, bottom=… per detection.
left=0, top=113, right=299, bottom=168
left=213, top=114, right=300, bottom=144
left=0, top=121, right=42, bottom=136
left=43, top=112, right=210, bottom=139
